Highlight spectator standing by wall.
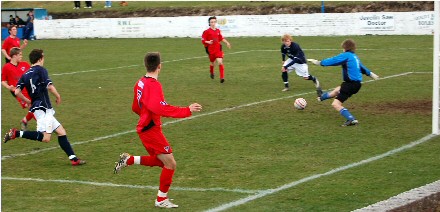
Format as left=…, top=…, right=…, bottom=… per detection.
left=22, top=10, right=34, bottom=40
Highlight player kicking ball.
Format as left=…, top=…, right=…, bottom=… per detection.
left=114, top=52, right=202, bottom=208
left=280, top=34, right=322, bottom=96
left=308, top=39, right=379, bottom=126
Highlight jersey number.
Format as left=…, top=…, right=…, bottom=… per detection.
left=30, top=79, right=36, bottom=94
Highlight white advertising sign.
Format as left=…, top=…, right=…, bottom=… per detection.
left=34, top=11, right=434, bottom=39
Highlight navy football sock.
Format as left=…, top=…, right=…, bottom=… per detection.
left=282, top=72, right=289, bottom=87
left=308, top=75, right=316, bottom=83
left=21, top=131, right=44, bottom=141
left=58, top=135, right=76, bottom=159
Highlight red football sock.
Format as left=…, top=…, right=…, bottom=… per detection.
left=25, top=112, right=34, bottom=122
left=126, top=156, right=134, bottom=165
left=159, top=167, right=175, bottom=194
left=210, top=65, right=214, bottom=75
left=219, top=64, right=225, bottom=79
left=141, top=156, right=164, bottom=167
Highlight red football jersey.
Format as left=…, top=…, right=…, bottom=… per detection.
left=201, top=28, right=224, bottom=53
left=2, top=36, right=21, bottom=56
left=2, top=61, right=31, bottom=86
left=132, top=76, right=191, bottom=133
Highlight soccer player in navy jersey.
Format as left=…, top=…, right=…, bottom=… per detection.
left=280, top=34, right=322, bottom=96
left=308, top=39, right=379, bottom=126
left=114, top=52, right=202, bottom=208
left=3, top=49, right=86, bottom=166
left=201, top=16, right=231, bottom=83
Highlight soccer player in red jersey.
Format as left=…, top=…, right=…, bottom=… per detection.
left=2, top=26, right=28, bottom=63
left=114, top=52, right=202, bottom=208
left=1, top=47, right=34, bottom=130
left=201, top=16, right=231, bottom=83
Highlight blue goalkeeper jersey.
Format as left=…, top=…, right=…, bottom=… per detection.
left=281, top=42, right=306, bottom=67
left=16, top=65, right=53, bottom=112
left=320, top=51, right=372, bottom=82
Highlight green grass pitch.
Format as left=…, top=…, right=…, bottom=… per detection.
left=1, top=35, right=439, bottom=211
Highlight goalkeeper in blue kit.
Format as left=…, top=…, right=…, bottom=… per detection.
left=308, top=39, right=379, bottom=127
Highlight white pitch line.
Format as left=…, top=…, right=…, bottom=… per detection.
left=51, top=64, right=140, bottom=76
left=1, top=177, right=263, bottom=194
left=1, top=71, right=427, bottom=161
left=205, top=134, right=438, bottom=212
left=1, top=89, right=314, bottom=161
left=50, top=50, right=263, bottom=76
left=49, top=48, right=431, bottom=76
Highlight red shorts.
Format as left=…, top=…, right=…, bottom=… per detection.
left=209, top=51, right=224, bottom=62
left=138, top=126, right=172, bottom=156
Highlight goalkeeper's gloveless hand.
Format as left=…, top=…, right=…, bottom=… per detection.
left=307, top=59, right=321, bottom=66
left=370, top=72, right=379, bottom=80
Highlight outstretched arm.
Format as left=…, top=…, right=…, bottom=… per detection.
left=360, top=63, right=379, bottom=80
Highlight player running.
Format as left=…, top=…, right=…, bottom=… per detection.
left=114, top=52, right=202, bottom=208
left=1, top=47, right=34, bottom=130
left=280, top=34, right=322, bottom=96
left=308, top=39, right=379, bottom=126
left=3, top=49, right=86, bottom=166
left=201, top=16, right=231, bottom=83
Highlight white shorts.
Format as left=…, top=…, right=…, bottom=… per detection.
left=283, top=58, right=310, bottom=78
left=34, top=109, right=61, bottom=133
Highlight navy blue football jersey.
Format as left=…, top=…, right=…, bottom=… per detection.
left=16, top=65, right=53, bottom=112
left=281, top=42, right=307, bottom=67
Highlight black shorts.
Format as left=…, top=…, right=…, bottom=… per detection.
left=336, top=81, right=361, bottom=103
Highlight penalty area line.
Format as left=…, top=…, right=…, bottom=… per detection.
left=1, top=177, right=263, bottom=194
left=205, top=134, right=438, bottom=212
left=1, top=71, right=417, bottom=161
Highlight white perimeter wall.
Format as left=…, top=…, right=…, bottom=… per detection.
left=34, top=11, right=435, bottom=39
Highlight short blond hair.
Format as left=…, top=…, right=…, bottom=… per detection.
left=281, top=34, right=292, bottom=42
